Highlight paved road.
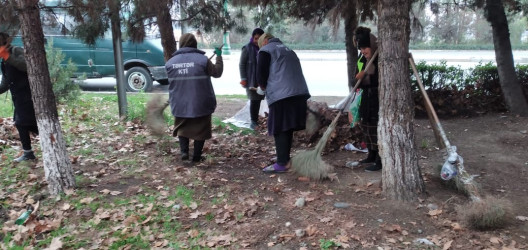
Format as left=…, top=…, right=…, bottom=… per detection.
left=80, top=49, right=528, bottom=96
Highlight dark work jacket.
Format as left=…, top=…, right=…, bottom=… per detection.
left=166, top=47, right=216, bottom=118
left=358, top=54, right=379, bottom=124
left=258, top=38, right=310, bottom=105
left=239, top=41, right=259, bottom=88
left=0, top=46, right=37, bottom=126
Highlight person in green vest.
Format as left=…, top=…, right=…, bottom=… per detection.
left=350, top=26, right=382, bottom=172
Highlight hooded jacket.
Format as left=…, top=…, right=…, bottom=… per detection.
left=0, top=46, right=37, bottom=126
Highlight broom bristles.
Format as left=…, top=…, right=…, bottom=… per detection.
left=146, top=93, right=169, bottom=136
left=291, top=111, right=341, bottom=180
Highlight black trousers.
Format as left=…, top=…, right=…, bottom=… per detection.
left=178, top=136, right=205, bottom=157
left=273, top=130, right=293, bottom=166
left=16, top=125, right=39, bottom=151
left=249, top=100, right=261, bottom=123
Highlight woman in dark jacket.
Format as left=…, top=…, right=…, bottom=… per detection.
left=256, top=33, right=311, bottom=173
left=0, top=32, right=38, bottom=162
left=165, top=33, right=223, bottom=162
left=239, top=28, right=265, bottom=129
left=354, top=27, right=382, bottom=172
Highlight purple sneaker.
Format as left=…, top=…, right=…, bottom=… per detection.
left=262, top=163, right=288, bottom=173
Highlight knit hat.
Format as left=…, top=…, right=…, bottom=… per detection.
left=179, top=33, right=197, bottom=48
left=354, top=27, right=371, bottom=49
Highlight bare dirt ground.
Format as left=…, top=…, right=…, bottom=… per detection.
left=1, top=95, right=527, bottom=249
left=212, top=96, right=528, bottom=249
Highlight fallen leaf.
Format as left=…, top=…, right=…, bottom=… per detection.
left=451, top=222, right=462, bottom=231
left=28, top=174, right=38, bottom=181
left=100, top=189, right=111, bottom=195
left=110, top=191, right=122, bottom=196
left=443, top=240, right=453, bottom=250
left=188, top=229, right=200, bottom=238
left=123, top=215, right=139, bottom=226
left=345, top=221, right=357, bottom=228
left=489, top=237, right=501, bottom=244
left=267, top=242, right=275, bottom=247
left=189, top=211, right=201, bottom=219
left=386, top=238, right=397, bottom=243
left=141, top=216, right=151, bottom=225
left=320, top=217, right=332, bottom=223
left=80, top=197, right=95, bottom=204
left=44, top=237, right=63, bottom=250
left=298, top=176, right=310, bottom=182
left=97, top=211, right=111, bottom=220
left=306, top=225, right=318, bottom=236
left=382, top=224, right=402, bottom=233
left=428, top=209, right=443, bottom=216
left=61, top=203, right=71, bottom=211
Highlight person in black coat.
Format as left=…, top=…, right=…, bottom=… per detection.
left=354, top=27, right=382, bottom=172
left=0, top=32, right=38, bottom=162
left=239, top=28, right=265, bottom=129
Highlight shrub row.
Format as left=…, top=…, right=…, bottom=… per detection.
left=410, top=61, right=528, bottom=117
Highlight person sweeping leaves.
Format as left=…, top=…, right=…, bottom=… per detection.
left=256, top=33, right=311, bottom=173
left=165, top=33, right=223, bottom=162
left=349, top=27, right=382, bottom=172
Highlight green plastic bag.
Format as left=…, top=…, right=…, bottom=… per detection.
left=349, top=89, right=362, bottom=128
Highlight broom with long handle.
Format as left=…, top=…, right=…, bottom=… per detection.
left=409, top=53, right=481, bottom=201
left=291, top=50, right=379, bottom=180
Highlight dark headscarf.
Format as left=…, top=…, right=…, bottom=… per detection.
left=179, top=33, right=198, bottom=48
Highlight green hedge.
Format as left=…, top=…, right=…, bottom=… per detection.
left=410, top=62, right=528, bottom=117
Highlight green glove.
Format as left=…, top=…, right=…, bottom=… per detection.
left=214, top=47, right=222, bottom=57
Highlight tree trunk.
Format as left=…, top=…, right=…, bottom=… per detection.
left=344, top=8, right=359, bottom=92
left=378, top=0, right=425, bottom=201
left=156, top=1, right=177, bottom=61
left=485, top=0, right=528, bottom=117
left=16, top=0, right=75, bottom=195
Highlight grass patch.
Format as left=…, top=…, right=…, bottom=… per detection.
left=175, top=186, right=195, bottom=206
left=109, top=234, right=150, bottom=249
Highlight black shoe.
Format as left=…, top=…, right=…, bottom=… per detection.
left=192, top=156, right=206, bottom=163
left=14, top=151, right=36, bottom=163
left=181, top=152, right=189, bottom=160
left=365, top=163, right=382, bottom=172
left=360, top=150, right=376, bottom=164
left=250, top=121, right=258, bottom=130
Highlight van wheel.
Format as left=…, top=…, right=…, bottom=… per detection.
left=125, top=67, right=153, bottom=92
